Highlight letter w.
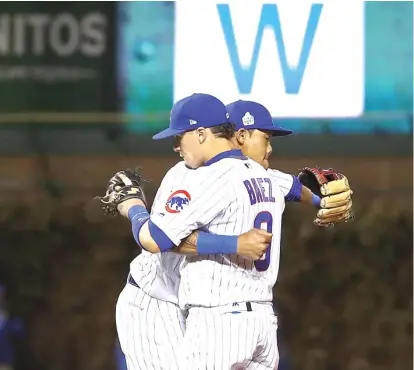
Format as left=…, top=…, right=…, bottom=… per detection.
left=217, top=4, right=323, bottom=94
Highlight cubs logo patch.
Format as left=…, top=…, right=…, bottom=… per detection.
left=165, top=190, right=191, bottom=213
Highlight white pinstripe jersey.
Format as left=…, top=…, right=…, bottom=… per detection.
left=129, top=161, right=194, bottom=304
left=267, top=169, right=294, bottom=198
left=150, top=154, right=286, bottom=309
left=129, top=161, right=294, bottom=305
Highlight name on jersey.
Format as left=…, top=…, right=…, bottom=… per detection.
left=243, top=178, right=275, bottom=205
left=165, top=190, right=192, bottom=213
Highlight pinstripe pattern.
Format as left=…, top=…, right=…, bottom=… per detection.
left=170, top=158, right=285, bottom=308
left=116, top=162, right=193, bottom=370
left=116, top=283, right=185, bottom=370
left=183, top=306, right=279, bottom=369
left=129, top=162, right=194, bottom=304
left=267, top=169, right=294, bottom=198
left=117, top=159, right=287, bottom=368
left=149, top=157, right=284, bottom=368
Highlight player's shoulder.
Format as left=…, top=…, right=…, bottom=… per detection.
left=156, top=161, right=195, bottom=193
left=197, top=156, right=239, bottom=174
left=267, top=168, right=294, bottom=180
left=204, top=156, right=270, bottom=176
left=197, top=158, right=249, bottom=183
left=168, top=160, right=190, bottom=172
left=247, top=158, right=266, bottom=170
left=239, top=157, right=271, bottom=176
left=164, top=161, right=193, bottom=178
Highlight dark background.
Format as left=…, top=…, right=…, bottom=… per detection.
left=0, top=2, right=412, bottom=370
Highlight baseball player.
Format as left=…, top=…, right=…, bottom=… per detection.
left=105, top=95, right=353, bottom=369
left=170, top=101, right=352, bottom=369
left=109, top=95, right=351, bottom=369
left=225, top=100, right=353, bottom=226
left=111, top=93, right=276, bottom=370
left=107, top=93, right=288, bottom=369
left=147, top=100, right=351, bottom=369
left=114, top=165, right=270, bottom=370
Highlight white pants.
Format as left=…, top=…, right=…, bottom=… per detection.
left=116, top=282, right=186, bottom=370
left=182, top=302, right=279, bottom=370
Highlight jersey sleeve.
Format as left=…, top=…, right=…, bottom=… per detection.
left=150, top=166, right=232, bottom=246
left=150, top=162, right=184, bottom=215
left=267, top=168, right=302, bottom=202
left=267, top=169, right=294, bottom=197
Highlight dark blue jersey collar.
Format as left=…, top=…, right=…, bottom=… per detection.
left=204, top=149, right=248, bottom=166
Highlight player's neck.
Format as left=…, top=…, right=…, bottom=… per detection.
left=203, top=139, right=235, bottom=164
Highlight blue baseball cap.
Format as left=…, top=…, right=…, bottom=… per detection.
left=226, top=100, right=293, bottom=136
left=153, top=93, right=230, bottom=140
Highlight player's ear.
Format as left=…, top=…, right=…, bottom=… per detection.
left=196, top=127, right=207, bottom=144
left=235, top=129, right=247, bottom=145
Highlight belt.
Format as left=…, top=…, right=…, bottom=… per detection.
left=234, top=302, right=253, bottom=312
left=225, top=301, right=274, bottom=314
left=128, top=274, right=140, bottom=288
left=190, top=301, right=276, bottom=315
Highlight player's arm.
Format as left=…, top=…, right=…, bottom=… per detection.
left=99, top=164, right=229, bottom=254
left=115, top=199, right=184, bottom=254
left=119, top=172, right=234, bottom=253
left=268, top=168, right=353, bottom=227
left=171, top=229, right=271, bottom=261
left=299, top=182, right=322, bottom=207
left=121, top=204, right=269, bottom=260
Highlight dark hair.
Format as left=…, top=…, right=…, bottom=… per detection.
left=209, top=122, right=235, bottom=139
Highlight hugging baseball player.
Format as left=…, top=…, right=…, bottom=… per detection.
left=98, top=94, right=353, bottom=369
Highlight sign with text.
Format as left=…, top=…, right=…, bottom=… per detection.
left=174, top=1, right=364, bottom=117
left=0, top=2, right=115, bottom=113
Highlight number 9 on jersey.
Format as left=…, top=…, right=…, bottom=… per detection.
left=253, top=212, right=273, bottom=272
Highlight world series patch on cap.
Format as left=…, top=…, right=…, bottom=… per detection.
left=226, top=100, right=293, bottom=136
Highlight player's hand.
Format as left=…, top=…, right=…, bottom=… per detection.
left=97, top=167, right=148, bottom=217
left=237, top=229, right=272, bottom=261
left=298, top=167, right=354, bottom=227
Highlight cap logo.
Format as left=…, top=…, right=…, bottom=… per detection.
left=226, top=112, right=230, bottom=119
left=189, top=119, right=198, bottom=125
left=242, top=112, right=255, bottom=126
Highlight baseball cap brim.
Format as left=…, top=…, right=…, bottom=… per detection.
left=253, top=124, right=293, bottom=136
left=267, top=127, right=293, bottom=136
left=152, top=127, right=186, bottom=140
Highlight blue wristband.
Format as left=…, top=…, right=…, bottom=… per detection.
left=197, top=232, right=238, bottom=255
left=312, top=193, right=321, bottom=208
left=129, top=205, right=150, bottom=248
left=128, top=205, right=148, bottom=221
